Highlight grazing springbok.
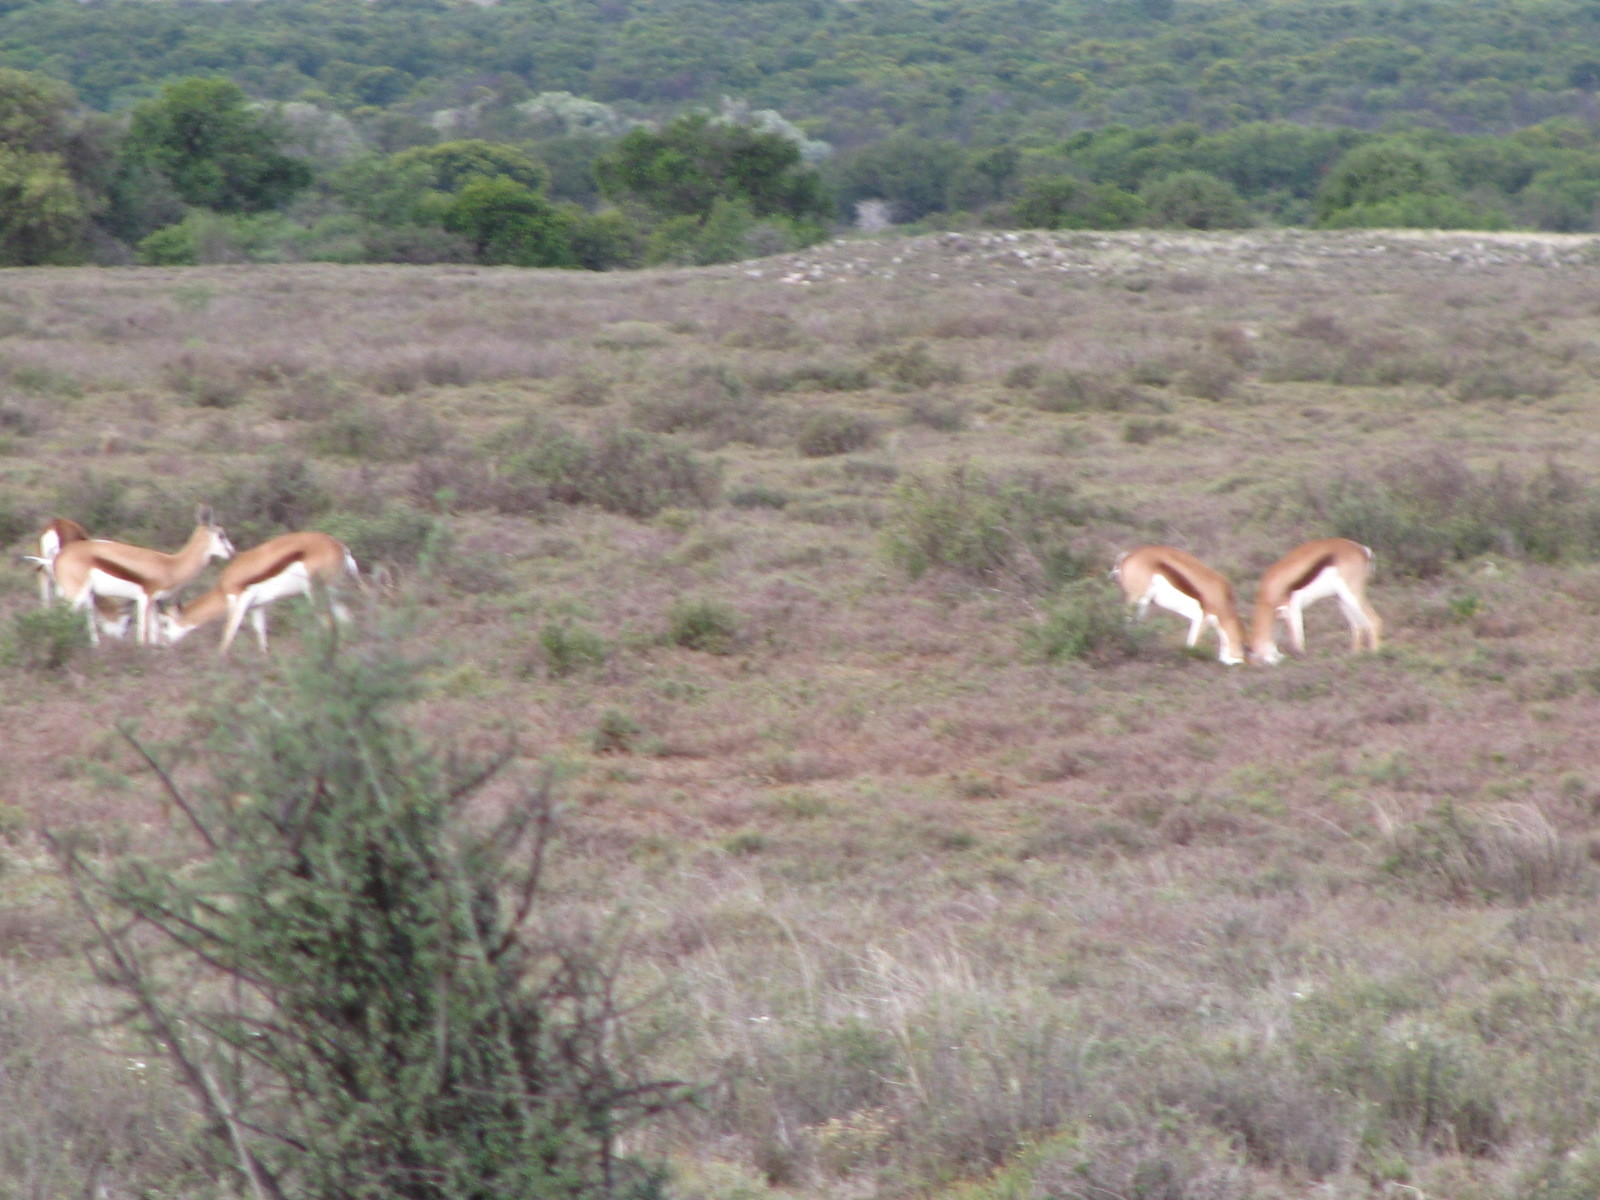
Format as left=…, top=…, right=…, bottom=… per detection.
left=157, top=531, right=359, bottom=654
left=1249, top=537, right=1381, bottom=664
left=1112, top=545, right=1247, bottom=665
left=50, top=508, right=234, bottom=645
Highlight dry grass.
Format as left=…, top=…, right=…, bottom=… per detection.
left=6, top=230, right=1600, bottom=1197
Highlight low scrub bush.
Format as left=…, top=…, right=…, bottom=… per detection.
left=1304, top=454, right=1600, bottom=576
left=303, top=400, right=448, bottom=462
left=500, top=418, right=722, bottom=519
left=1007, top=366, right=1149, bottom=413
left=748, top=360, right=873, bottom=394
left=1022, top=579, right=1152, bottom=663
left=317, top=507, right=446, bottom=568
left=872, top=341, right=963, bottom=390
left=882, top=465, right=1099, bottom=587
left=213, top=456, right=331, bottom=547
left=5, top=605, right=91, bottom=672
left=666, top=598, right=740, bottom=654
left=1454, top=358, right=1562, bottom=402
left=631, top=364, right=777, bottom=447
left=592, top=707, right=644, bottom=753
left=796, top=409, right=878, bottom=457
left=162, top=351, right=250, bottom=408
left=902, top=396, right=968, bottom=432
left=540, top=621, right=609, bottom=677
left=727, top=484, right=791, bottom=510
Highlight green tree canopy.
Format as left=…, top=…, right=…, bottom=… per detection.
left=1316, top=140, right=1452, bottom=222
left=596, top=113, right=829, bottom=222
left=0, top=146, right=87, bottom=264
left=441, top=175, right=577, bottom=266
left=390, top=139, right=549, bottom=195
left=123, top=77, right=312, bottom=213
left=1140, top=170, right=1251, bottom=229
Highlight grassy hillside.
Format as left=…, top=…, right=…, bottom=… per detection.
left=7, top=232, right=1600, bottom=1196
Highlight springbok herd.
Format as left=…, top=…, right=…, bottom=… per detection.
left=17, top=512, right=1374, bottom=666
left=24, top=513, right=358, bottom=655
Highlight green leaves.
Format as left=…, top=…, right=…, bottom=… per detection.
left=122, top=77, right=311, bottom=214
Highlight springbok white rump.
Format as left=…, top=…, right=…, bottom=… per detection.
left=24, top=517, right=134, bottom=638
left=158, top=531, right=359, bottom=654
left=50, top=508, right=235, bottom=645
left=29, top=517, right=89, bottom=606
left=1249, top=537, right=1381, bottom=664
left=1112, top=545, right=1248, bottom=665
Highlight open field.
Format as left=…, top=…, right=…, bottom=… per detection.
left=8, top=230, right=1600, bottom=1198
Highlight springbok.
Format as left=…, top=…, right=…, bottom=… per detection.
left=25, top=518, right=134, bottom=638
left=1249, top=537, right=1381, bottom=664
left=157, top=531, right=359, bottom=654
left=1112, top=545, right=1247, bottom=665
left=50, top=508, right=234, bottom=645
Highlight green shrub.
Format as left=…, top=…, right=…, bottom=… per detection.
left=631, top=364, right=775, bottom=447
left=501, top=419, right=722, bottom=519
left=1022, top=580, right=1151, bottom=663
left=796, top=409, right=878, bottom=457
left=303, top=400, right=446, bottom=461
left=1140, top=170, right=1251, bottom=230
left=872, top=341, right=963, bottom=390
left=214, top=455, right=331, bottom=546
left=317, top=507, right=445, bottom=568
left=54, top=633, right=682, bottom=1197
left=540, top=621, right=609, bottom=677
left=592, top=707, right=643, bottom=753
left=1305, top=454, right=1600, bottom=577
left=883, top=465, right=1097, bottom=587
left=161, top=351, right=249, bottom=408
left=5, top=605, right=91, bottom=672
left=727, top=484, right=791, bottom=509
left=1031, top=369, right=1147, bottom=413
left=666, top=598, right=740, bottom=654
left=749, top=361, right=873, bottom=393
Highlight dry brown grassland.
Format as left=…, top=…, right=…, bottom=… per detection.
left=7, top=229, right=1600, bottom=1198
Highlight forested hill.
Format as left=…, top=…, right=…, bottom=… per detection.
left=7, top=0, right=1600, bottom=141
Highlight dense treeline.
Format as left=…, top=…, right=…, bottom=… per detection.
left=15, top=0, right=1600, bottom=266
left=20, top=57, right=1600, bottom=270
left=8, top=0, right=1600, bottom=143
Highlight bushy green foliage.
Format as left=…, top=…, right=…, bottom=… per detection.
left=666, top=597, right=740, bottom=654
left=796, top=409, right=878, bottom=457
left=391, top=139, right=549, bottom=194
left=441, top=176, right=577, bottom=267
left=55, top=634, right=682, bottom=1199
left=883, top=465, right=1096, bottom=587
left=1305, top=456, right=1600, bottom=577
left=317, top=506, right=445, bottom=568
left=5, top=604, right=91, bottom=672
left=1022, top=579, right=1150, bottom=663
left=500, top=418, right=723, bottom=519
left=0, top=69, right=101, bottom=263
left=1139, top=170, right=1251, bottom=230
left=121, top=78, right=310, bottom=214
left=1012, top=175, right=1142, bottom=230
left=598, top=114, right=829, bottom=224
left=540, top=620, right=609, bottom=677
